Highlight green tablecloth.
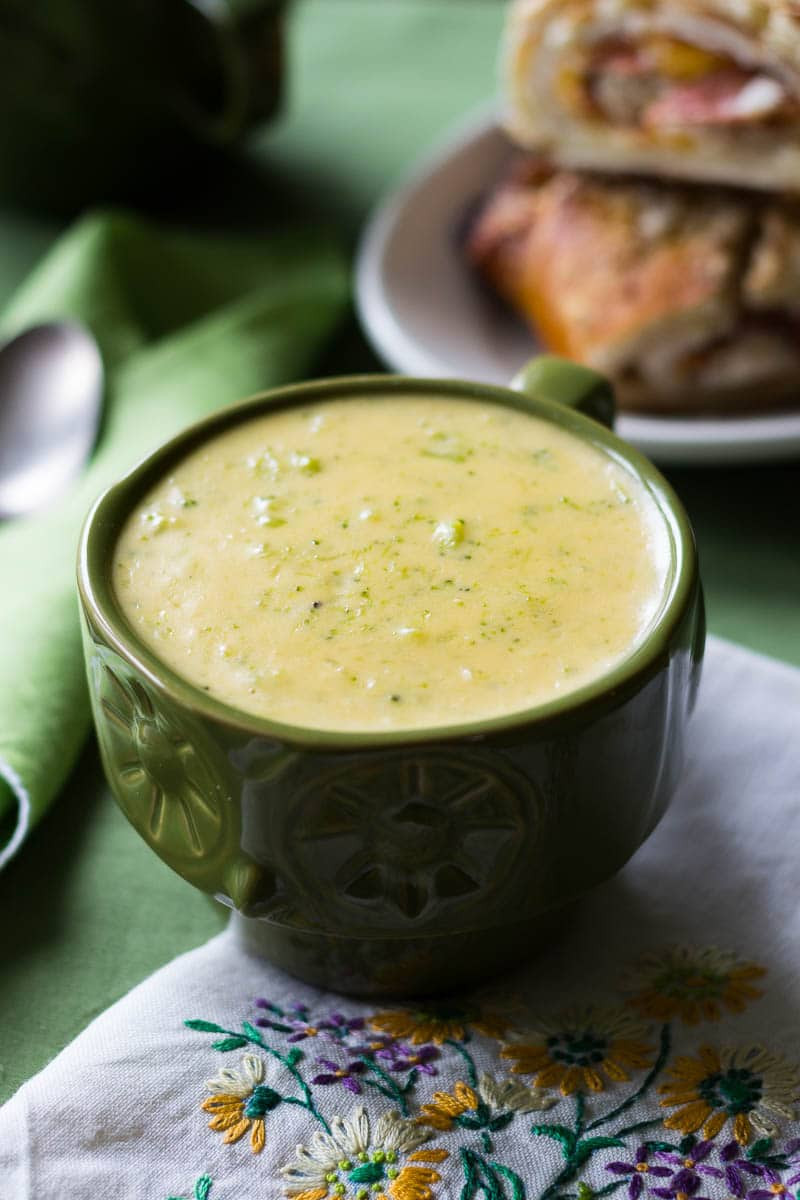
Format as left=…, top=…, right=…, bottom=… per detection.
left=0, top=0, right=798, bottom=1106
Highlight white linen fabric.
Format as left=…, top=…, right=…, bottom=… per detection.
left=1, top=636, right=798, bottom=1200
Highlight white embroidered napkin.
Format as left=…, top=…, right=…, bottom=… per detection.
left=1, top=636, right=798, bottom=1200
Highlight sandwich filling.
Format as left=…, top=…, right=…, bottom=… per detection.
left=566, top=35, right=797, bottom=130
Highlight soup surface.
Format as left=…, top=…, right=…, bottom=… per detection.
left=113, top=394, right=671, bottom=731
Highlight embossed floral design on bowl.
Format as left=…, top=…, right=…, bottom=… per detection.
left=93, top=657, right=226, bottom=863
left=279, top=752, right=531, bottom=928
left=85, top=640, right=268, bottom=911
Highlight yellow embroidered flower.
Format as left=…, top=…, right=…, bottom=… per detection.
left=624, top=946, right=766, bottom=1025
left=201, top=1055, right=280, bottom=1154
left=659, top=1044, right=800, bottom=1145
left=501, top=1006, right=653, bottom=1094
left=281, top=1105, right=447, bottom=1200
left=368, top=1004, right=507, bottom=1046
left=418, top=1081, right=479, bottom=1130
left=418, top=1072, right=555, bottom=1131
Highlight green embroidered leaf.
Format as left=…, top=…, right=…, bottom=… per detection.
left=488, top=1113, right=515, bottom=1133
left=574, top=1137, right=624, bottom=1166
left=195, top=1177, right=213, bottom=1200
left=184, top=1020, right=225, bottom=1033
left=530, top=1124, right=577, bottom=1157
left=748, top=1139, right=774, bottom=1160
left=166, top=1177, right=212, bottom=1200
left=242, top=1021, right=264, bottom=1043
left=492, top=1162, right=525, bottom=1200
left=460, top=1147, right=479, bottom=1200
left=286, top=1047, right=303, bottom=1067
left=644, top=1142, right=678, bottom=1154
left=575, top=1137, right=623, bottom=1156
left=211, top=1036, right=248, bottom=1051
left=459, top=1148, right=507, bottom=1200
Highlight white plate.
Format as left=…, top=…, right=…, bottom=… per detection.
left=355, top=109, right=800, bottom=466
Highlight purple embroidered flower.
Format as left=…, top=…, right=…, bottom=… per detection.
left=349, top=1031, right=401, bottom=1056
left=375, top=1041, right=440, bottom=1075
left=744, top=1136, right=800, bottom=1200
left=285, top=1023, right=323, bottom=1043
left=721, top=1137, right=800, bottom=1199
left=651, top=1177, right=711, bottom=1200
left=311, top=1057, right=368, bottom=1094
left=253, top=1000, right=326, bottom=1042
left=606, top=1145, right=673, bottom=1199
left=252, top=1001, right=366, bottom=1044
left=786, top=1138, right=800, bottom=1187
left=252, top=997, right=294, bottom=1029
left=317, top=1011, right=366, bottom=1042
left=721, top=1140, right=780, bottom=1197
left=655, top=1140, right=724, bottom=1192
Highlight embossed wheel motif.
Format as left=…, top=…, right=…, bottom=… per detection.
left=93, top=659, right=229, bottom=868
left=284, top=752, right=532, bottom=929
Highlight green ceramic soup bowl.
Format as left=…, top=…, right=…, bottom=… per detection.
left=77, top=358, right=704, bottom=996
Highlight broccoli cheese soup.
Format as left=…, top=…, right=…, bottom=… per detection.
left=112, top=395, right=671, bottom=731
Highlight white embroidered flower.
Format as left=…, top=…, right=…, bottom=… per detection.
left=418, top=1072, right=556, bottom=1131
left=281, top=1105, right=447, bottom=1200
left=205, top=1054, right=264, bottom=1097
left=477, top=1071, right=556, bottom=1114
left=202, top=1054, right=280, bottom=1155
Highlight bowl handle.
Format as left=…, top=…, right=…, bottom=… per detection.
left=511, top=355, right=616, bottom=429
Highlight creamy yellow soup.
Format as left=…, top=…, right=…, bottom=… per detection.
left=113, top=396, right=671, bottom=731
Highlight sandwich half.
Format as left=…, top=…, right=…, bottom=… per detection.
left=467, top=159, right=800, bottom=412
left=505, top=0, right=800, bottom=192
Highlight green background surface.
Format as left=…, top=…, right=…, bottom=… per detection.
left=0, top=0, right=798, bottom=1105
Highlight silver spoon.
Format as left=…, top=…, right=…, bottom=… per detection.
left=0, top=322, right=103, bottom=519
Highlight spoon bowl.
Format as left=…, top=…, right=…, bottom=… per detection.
left=0, top=321, right=103, bottom=519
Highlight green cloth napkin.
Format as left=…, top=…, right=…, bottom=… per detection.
left=0, top=210, right=348, bottom=868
